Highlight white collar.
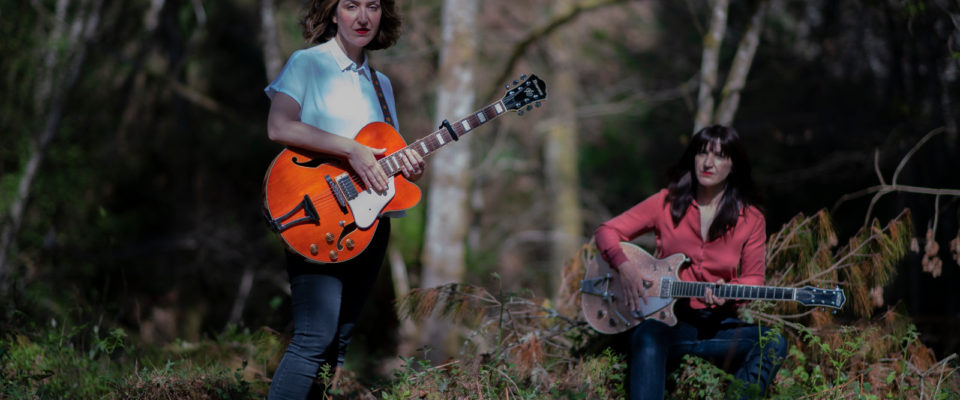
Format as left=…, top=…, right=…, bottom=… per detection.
left=322, top=39, right=370, bottom=76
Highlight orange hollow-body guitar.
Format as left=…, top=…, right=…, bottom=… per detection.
left=262, top=74, right=547, bottom=264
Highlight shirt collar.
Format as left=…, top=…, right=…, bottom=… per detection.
left=322, top=39, right=371, bottom=79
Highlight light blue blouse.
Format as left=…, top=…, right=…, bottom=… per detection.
left=265, top=39, right=398, bottom=138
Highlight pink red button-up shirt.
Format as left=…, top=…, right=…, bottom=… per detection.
left=595, top=189, right=767, bottom=310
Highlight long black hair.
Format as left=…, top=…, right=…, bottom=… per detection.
left=665, top=125, right=762, bottom=241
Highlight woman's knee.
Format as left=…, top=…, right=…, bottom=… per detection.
left=630, top=321, right=671, bottom=358
left=288, top=330, right=337, bottom=360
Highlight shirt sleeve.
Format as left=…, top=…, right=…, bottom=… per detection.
left=595, top=189, right=666, bottom=268
left=265, top=51, right=308, bottom=106
left=731, top=206, right=766, bottom=286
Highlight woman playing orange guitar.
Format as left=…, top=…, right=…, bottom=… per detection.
left=264, top=1, right=422, bottom=398
left=595, top=125, right=787, bottom=399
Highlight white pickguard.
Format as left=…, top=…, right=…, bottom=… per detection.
left=635, top=278, right=674, bottom=319
left=346, top=178, right=396, bottom=229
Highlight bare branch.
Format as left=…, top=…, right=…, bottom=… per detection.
left=892, top=127, right=944, bottom=185
left=832, top=127, right=960, bottom=226
left=484, top=0, right=630, bottom=101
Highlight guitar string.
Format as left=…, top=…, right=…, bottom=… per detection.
left=276, top=101, right=512, bottom=218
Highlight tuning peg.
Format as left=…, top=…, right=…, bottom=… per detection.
left=535, top=102, right=541, bottom=107
left=526, top=105, right=533, bottom=111
left=520, top=74, right=527, bottom=81
left=518, top=110, right=525, bottom=116
left=513, top=79, right=519, bottom=85
left=505, top=84, right=510, bottom=89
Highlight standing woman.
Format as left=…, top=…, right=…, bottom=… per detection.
left=594, top=125, right=787, bottom=399
left=264, top=1, right=423, bottom=398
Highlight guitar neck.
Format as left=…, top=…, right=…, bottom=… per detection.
left=664, top=281, right=796, bottom=302
left=378, top=100, right=509, bottom=177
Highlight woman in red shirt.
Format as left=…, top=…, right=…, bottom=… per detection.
left=595, top=125, right=787, bottom=399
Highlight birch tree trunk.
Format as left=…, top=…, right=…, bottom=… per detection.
left=693, top=0, right=729, bottom=133
left=260, top=0, right=283, bottom=81
left=714, top=0, right=769, bottom=127
left=0, top=0, right=104, bottom=290
left=545, top=0, right=583, bottom=297
left=420, top=0, right=478, bottom=357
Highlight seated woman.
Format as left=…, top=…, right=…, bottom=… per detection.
left=595, top=125, right=788, bottom=400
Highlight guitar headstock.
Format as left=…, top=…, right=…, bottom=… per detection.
left=796, top=286, right=846, bottom=310
left=502, top=74, right=547, bottom=115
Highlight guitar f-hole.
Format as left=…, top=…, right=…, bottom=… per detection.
left=267, top=194, right=320, bottom=232
left=335, top=222, right=358, bottom=251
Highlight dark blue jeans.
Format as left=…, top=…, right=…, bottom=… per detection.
left=268, top=219, right=390, bottom=400
left=628, top=306, right=787, bottom=400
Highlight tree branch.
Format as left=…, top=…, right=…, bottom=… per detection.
left=831, top=127, right=960, bottom=226
left=484, top=0, right=630, bottom=102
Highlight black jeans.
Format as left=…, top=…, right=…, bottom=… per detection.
left=268, top=219, right=390, bottom=400
left=627, top=305, right=787, bottom=400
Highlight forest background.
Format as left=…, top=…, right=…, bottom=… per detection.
left=2, top=0, right=960, bottom=398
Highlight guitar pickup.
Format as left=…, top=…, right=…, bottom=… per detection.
left=335, top=173, right=359, bottom=200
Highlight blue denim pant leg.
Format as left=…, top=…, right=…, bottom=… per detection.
left=628, top=309, right=787, bottom=400
left=268, top=220, right=390, bottom=400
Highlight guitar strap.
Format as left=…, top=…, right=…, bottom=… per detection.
left=368, top=66, right=395, bottom=129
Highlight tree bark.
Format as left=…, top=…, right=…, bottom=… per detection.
left=0, top=0, right=104, bottom=290
left=260, top=0, right=283, bottom=81
left=714, top=0, right=769, bottom=127
left=693, top=0, right=729, bottom=133
left=420, top=0, right=478, bottom=358
left=545, top=0, right=584, bottom=298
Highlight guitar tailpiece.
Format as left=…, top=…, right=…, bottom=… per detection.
left=439, top=119, right=458, bottom=141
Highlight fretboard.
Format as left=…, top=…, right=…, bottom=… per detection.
left=663, top=281, right=796, bottom=302
left=378, top=100, right=509, bottom=176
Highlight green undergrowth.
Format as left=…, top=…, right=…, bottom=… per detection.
left=0, top=321, right=281, bottom=399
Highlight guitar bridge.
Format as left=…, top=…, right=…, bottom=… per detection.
left=325, top=174, right=347, bottom=210
left=266, top=194, right=320, bottom=232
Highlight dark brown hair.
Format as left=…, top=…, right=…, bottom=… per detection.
left=301, top=0, right=401, bottom=50
left=665, top=125, right=763, bottom=241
